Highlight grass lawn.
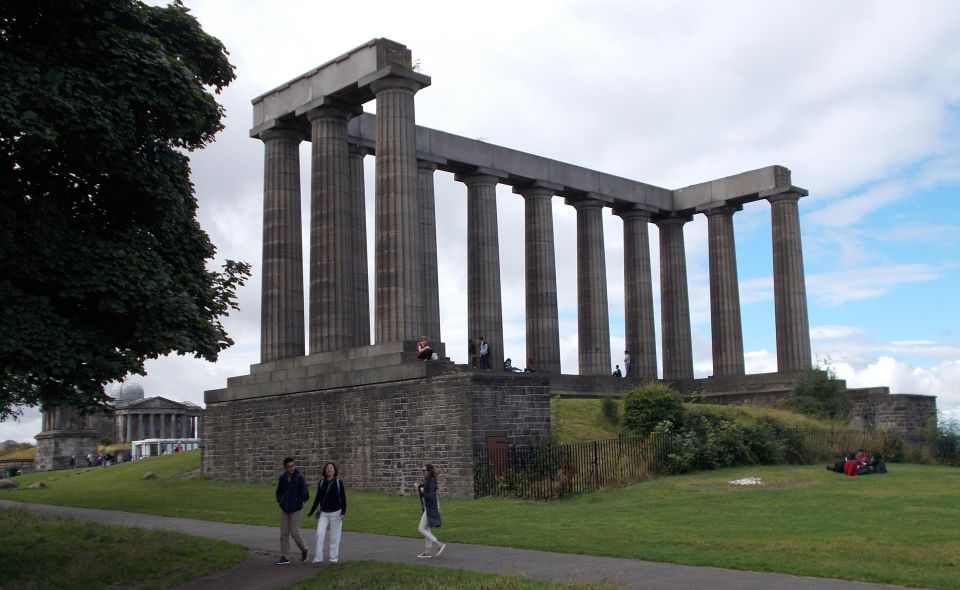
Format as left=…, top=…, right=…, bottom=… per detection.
left=3, top=451, right=959, bottom=589
left=288, top=562, right=616, bottom=590
left=0, top=507, right=245, bottom=590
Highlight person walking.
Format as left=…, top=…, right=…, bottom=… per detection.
left=275, top=457, right=310, bottom=565
left=415, top=464, right=446, bottom=558
left=307, top=462, right=347, bottom=565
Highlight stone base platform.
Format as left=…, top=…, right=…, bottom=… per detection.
left=202, top=344, right=551, bottom=497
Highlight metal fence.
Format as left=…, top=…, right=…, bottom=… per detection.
left=474, top=428, right=886, bottom=499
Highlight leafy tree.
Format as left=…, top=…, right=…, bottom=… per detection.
left=787, top=363, right=852, bottom=421
left=0, top=0, right=250, bottom=419
left=622, top=381, right=684, bottom=435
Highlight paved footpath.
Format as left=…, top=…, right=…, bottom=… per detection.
left=1, top=499, right=918, bottom=590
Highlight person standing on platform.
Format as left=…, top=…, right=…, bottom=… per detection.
left=623, top=350, right=632, bottom=378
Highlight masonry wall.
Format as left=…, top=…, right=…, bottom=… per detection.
left=202, top=372, right=551, bottom=497
left=849, top=392, right=937, bottom=443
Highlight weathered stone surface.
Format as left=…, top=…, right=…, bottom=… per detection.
left=26, top=481, right=45, bottom=489
left=0, top=479, right=17, bottom=489
left=202, top=371, right=550, bottom=498
left=142, top=471, right=156, bottom=480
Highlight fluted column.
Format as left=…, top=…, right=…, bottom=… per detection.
left=616, top=208, right=658, bottom=379
left=258, top=127, right=305, bottom=362
left=768, top=191, right=812, bottom=372
left=656, top=216, right=694, bottom=380
left=705, top=205, right=745, bottom=376
left=125, top=415, right=132, bottom=443
left=137, top=414, right=143, bottom=440
left=307, top=107, right=356, bottom=353
left=371, top=76, right=427, bottom=343
left=418, top=161, right=442, bottom=344
left=571, top=198, right=611, bottom=375
left=459, top=172, right=504, bottom=370
left=518, top=185, right=561, bottom=374
left=349, top=145, right=371, bottom=346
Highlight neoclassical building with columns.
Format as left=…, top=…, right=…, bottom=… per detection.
left=202, top=39, right=934, bottom=495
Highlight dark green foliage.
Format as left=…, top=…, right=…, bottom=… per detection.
left=623, top=381, right=683, bottom=435
left=924, top=419, right=960, bottom=466
left=786, top=368, right=852, bottom=421
left=0, top=1, right=249, bottom=418
left=600, top=396, right=619, bottom=426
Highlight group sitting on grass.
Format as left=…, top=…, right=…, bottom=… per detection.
left=827, top=449, right=887, bottom=476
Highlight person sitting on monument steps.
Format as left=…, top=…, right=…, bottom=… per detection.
left=524, top=357, right=535, bottom=372
left=275, top=457, right=310, bottom=565
left=416, top=464, right=446, bottom=559
left=416, top=336, right=437, bottom=360
left=307, top=462, right=347, bottom=565
left=503, top=358, right=521, bottom=372
left=612, top=365, right=622, bottom=378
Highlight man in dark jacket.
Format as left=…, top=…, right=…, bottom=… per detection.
left=275, top=457, right=310, bottom=565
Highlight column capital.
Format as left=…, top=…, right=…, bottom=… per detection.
left=763, top=188, right=808, bottom=204
left=565, top=196, right=606, bottom=211
left=653, top=214, right=692, bottom=227
left=303, top=104, right=358, bottom=123
left=513, top=180, right=562, bottom=199
left=417, top=159, right=439, bottom=173
left=366, top=68, right=431, bottom=95
left=454, top=170, right=503, bottom=186
left=256, top=126, right=304, bottom=143
left=613, top=206, right=657, bottom=221
left=701, top=203, right=743, bottom=217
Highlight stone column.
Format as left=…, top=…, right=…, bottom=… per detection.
left=767, top=191, right=812, bottom=372
left=459, top=172, right=504, bottom=370
left=656, top=216, right=694, bottom=380
left=418, top=160, right=442, bottom=344
left=616, top=208, right=658, bottom=379
left=307, top=106, right=356, bottom=353
left=125, top=414, right=132, bottom=443
left=704, top=204, right=745, bottom=376
left=518, top=184, right=561, bottom=374
left=181, top=414, right=189, bottom=438
left=258, top=127, right=305, bottom=363
left=370, top=75, right=427, bottom=343
left=159, top=413, right=166, bottom=439
left=349, top=145, right=371, bottom=346
left=137, top=414, right=143, bottom=440
left=571, top=198, right=611, bottom=376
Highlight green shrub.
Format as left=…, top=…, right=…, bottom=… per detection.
left=623, top=382, right=683, bottom=436
left=787, top=365, right=851, bottom=421
left=924, top=418, right=960, bottom=466
left=600, top=396, right=619, bottom=426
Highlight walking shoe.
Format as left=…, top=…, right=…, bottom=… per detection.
left=275, top=557, right=290, bottom=565
left=330, top=559, right=339, bottom=565
left=416, top=552, right=432, bottom=559
left=435, top=543, right=447, bottom=557
left=300, top=549, right=309, bottom=563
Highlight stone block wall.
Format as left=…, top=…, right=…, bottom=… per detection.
left=849, top=391, right=937, bottom=443
left=202, top=371, right=550, bottom=497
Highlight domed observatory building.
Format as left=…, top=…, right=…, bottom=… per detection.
left=108, top=382, right=202, bottom=459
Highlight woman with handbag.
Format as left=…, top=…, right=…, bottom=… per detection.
left=416, top=464, right=446, bottom=558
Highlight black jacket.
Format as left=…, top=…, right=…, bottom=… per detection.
left=419, top=477, right=441, bottom=527
left=308, top=477, right=347, bottom=516
left=276, top=469, right=309, bottom=514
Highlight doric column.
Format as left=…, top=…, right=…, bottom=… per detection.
left=458, top=172, right=504, bottom=370
left=517, top=184, right=561, bottom=374
left=370, top=75, right=428, bottom=343
left=418, top=160, right=442, bottom=344
left=656, top=216, right=694, bottom=380
left=704, top=204, right=745, bottom=376
left=767, top=191, right=812, bottom=372
left=181, top=414, right=189, bottom=438
left=159, top=413, right=166, bottom=439
left=349, top=145, right=371, bottom=346
left=570, top=197, right=611, bottom=376
left=616, top=208, right=658, bottom=379
left=307, top=106, right=356, bottom=353
left=258, top=127, right=305, bottom=362
left=125, top=414, right=132, bottom=443
left=137, top=414, right=143, bottom=440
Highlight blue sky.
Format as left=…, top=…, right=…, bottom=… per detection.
left=3, top=0, right=959, bottom=441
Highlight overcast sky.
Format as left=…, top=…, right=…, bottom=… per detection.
left=4, top=0, right=960, bottom=442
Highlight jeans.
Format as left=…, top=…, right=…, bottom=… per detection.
left=279, top=509, right=307, bottom=557
left=313, top=511, right=343, bottom=562
left=418, top=511, right=438, bottom=548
